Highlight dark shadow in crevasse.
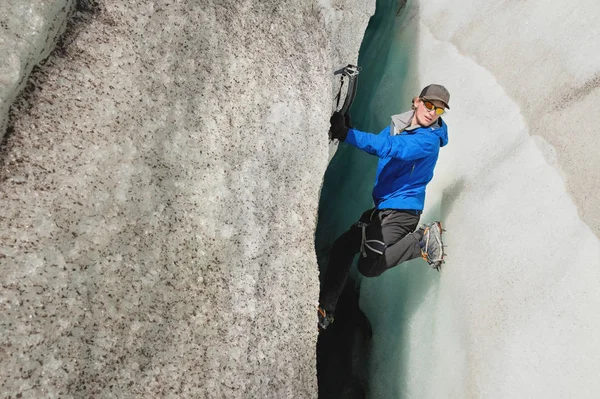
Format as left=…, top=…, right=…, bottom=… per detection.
left=315, top=0, right=414, bottom=397
left=317, top=277, right=373, bottom=399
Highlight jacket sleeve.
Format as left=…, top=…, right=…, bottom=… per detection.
left=345, top=126, right=439, bottom=161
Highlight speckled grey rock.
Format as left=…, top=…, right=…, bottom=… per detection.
left=0, top=0, right=374, bottom=398
left=0, top=0, right=73, bottom=139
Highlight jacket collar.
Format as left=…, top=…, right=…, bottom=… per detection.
left=391, top=110, right=442, bottom=135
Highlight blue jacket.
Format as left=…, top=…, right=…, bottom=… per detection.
left=345, top=111, right=449, bottom=211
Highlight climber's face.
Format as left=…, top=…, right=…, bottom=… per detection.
left=413, top=97, right=446, bottom=127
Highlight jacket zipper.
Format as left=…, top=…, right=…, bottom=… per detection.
left=410, top=164, right=415, bottom=177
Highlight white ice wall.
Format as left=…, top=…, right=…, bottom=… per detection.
left=0, top=0, right=73, bottom=138
left=361, top=0, right=600, bottom=398
left=421, top=0, right=600, bottom=236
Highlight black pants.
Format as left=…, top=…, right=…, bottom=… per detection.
left=320, top=208, right=423, bottom=314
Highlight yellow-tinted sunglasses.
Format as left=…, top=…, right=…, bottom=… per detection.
left=421, top=98, right=446, bottom=116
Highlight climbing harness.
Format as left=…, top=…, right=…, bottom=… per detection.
left=357, top=208, right=386, bottom=258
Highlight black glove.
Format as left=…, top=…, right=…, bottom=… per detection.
left=344, top=112, right=352, bottom=129
left=329, top=111, right=350, bottom=141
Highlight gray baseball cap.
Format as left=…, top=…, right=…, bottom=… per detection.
left=420, top=84, right=450, bottom=109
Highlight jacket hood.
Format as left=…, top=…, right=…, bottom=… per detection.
left=391, top=111, right=449, bottom=147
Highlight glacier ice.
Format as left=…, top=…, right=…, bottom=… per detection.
left=334, top=0, right=600, bottom=397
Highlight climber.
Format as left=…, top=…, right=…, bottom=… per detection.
left=318, top=84, right=450, bottom=331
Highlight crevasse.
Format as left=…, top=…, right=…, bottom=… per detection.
left=317, top=0, right=600, bottom=397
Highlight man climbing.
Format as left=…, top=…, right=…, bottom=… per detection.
left=318, top=84, right=450, bottom=331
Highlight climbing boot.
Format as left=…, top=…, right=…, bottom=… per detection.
left=420, top=221, right=446, bottom=271
left=317, top=306, right=334, bottom=331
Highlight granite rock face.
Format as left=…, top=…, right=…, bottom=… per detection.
left=0, top=0, right=73, bottom=138
left=0, top=0, right=374, bottom=397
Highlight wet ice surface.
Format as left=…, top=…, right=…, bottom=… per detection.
left=348, top=1, right=600, bottom=398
